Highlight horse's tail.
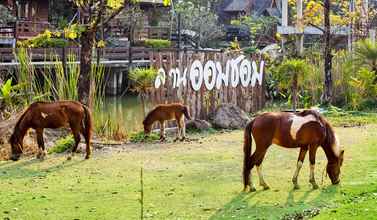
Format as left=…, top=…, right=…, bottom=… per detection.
left=323, top=119, right=335, bottom=149
left=182, top=105, right=191, bottom=120
left=243, top=119, right=254, bottom=190
left=81, top=105, right=93, bottom=143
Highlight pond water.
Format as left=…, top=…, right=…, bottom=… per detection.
left=95, top=95, right=151, bottom=133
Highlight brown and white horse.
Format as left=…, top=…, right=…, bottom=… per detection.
left=243, top=110, right=344, bottom=191
left=143, top=103, right=191, bottom=141
left=9, top=101, right=92, bottom=161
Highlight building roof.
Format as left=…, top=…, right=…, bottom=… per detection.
left=140, top=0, right=164, bottom=4
left=223, top=0, right=251, bottom=12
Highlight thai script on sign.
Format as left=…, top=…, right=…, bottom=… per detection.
left=154, top=55, right=264, bottom=91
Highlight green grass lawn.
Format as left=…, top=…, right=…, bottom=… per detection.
left=0, top=120, right=376, bottom=219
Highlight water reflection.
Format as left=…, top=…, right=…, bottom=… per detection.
left=96, top=95, right=151, bottom=133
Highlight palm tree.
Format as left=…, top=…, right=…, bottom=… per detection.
left=355, top=39, right=377, bottom=83
left=277, top=59, right=310, bottom=111
left=128, top=68, right=157, bottom=117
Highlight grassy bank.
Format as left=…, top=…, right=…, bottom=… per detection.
left=0, top=115, right=376, bottom=219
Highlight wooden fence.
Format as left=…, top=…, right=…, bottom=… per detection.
left=147, top=50, right=265, bottom=120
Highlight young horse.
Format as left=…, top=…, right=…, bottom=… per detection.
left=143, top=103, right=191, bottom=141
left=9, top=101, right=92, bottom=161
left=243, top=110, right=344, bottom=192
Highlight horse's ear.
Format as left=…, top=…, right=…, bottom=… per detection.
left=340, top=150, right=344, bottom=156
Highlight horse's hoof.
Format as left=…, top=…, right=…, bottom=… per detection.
left=67, top=156, right=72, bottom=160
left=262, top=185, right=270, bottom=190
left=250, top=187, right=257, bottom=192
left=311, top=183, right=319, bottom=190
left=293, top=184, right=300, bottom=190
left=180, top=137, right=186, bottom=142
left=85, top=155, right=91, bottom=160
left=10, top=155, right=20, bottom=161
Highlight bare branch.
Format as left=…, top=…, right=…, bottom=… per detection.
left=100, top=5, right=125, bottom=27
left=308, top=22, right=325, bottom=33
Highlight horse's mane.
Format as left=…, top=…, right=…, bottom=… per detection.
left=143, top=107, right=156, bottom=125
left=9, top=107, right=30, bottom=145
left=298, top=109, right=339, bottom=157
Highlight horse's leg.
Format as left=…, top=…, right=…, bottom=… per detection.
left=180, top=116, right=186, bottom=141
left=159, top=121, right=166, bottom=141
left=246, top=152, right=258, bottom=192
left=174, top=117, right=181, bottom=142
left=255, top=148, right=270, bottom=190
left=67, top=125, right=81, bottom=160
left=36, top=128, right=46, bottom=160
left=82, top=127, right=91, bottom=160
left=292, top=146, right=308, bottom=189
left=309, top=145, right=319, bottom=189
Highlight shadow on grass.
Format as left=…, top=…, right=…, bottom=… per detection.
left=0, top=156, right=84, bottom=180
left=209, top=185, right=339, bottom=220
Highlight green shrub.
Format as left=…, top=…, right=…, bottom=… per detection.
left=18, top=30, right=69, bottom=48
left=129, top=67, right=158, bottom=116
left=129, top=131, right=160, bottom=143
left=144, top=39, right=171, bottom=49
left=48, top=135, right=75, bottom=154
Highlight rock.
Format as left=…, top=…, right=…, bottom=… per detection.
left=186, top=119, right=212, bottom=131
left=211, top=104, right=250, bottom=129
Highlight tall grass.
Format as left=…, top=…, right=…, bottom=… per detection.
left=16, top=48, right=35, bottom=103
left=15, top=48, right=128, bottom=140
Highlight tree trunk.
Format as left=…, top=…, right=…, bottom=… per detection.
left=323, top=0, right=333, bottom=105
left=141, top=93, right=147, bottom=118
left=292, top=72, right=298, bottom=112
left=78, top=29, right=96, bottom=107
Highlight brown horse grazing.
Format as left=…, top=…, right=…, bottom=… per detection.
left=9, top=101, right=92, bottom=161
left=143, top=103, right=191, bottom=141
left=243, top=110, right=344, bottom=192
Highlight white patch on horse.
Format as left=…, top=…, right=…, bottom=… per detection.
left=289, top=114, right=317, bottom=140
left=332, top=134, right=341, bottom=157
left=41, top=112, right=48, bottom=119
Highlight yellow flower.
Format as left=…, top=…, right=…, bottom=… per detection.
left=275, top=33, right=282, bottom=41
left=67, top=32, right=77, bottom=40
left=163, top=0, right=170, bottom=6
left=44, top=29, right=52, bottom=38
left=53, top=31, right=62, bottom=38
left=97, top=40, right=106, bottom=48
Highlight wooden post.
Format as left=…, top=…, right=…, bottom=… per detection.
left=282, top=0, right=288, bottom=27
left=62, top=47, right=67, bottom=77
left=348, top=0, right=354, bottom=52
left=370, top=29, right=376, bottom=44
left=177, top=13, right=182, bottom=49
left=296, top=0, right=304, bottom=56
left=281, top=0, right=288, bottom=54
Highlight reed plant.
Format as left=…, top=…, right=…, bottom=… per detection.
left=15, top=48, right=127, bottom=140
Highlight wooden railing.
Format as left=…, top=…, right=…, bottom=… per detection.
left=0, top=21, right=52, bottom=40
left=0, top=47, right=221, bottom=64
left=16, top=21, right=52, bottom=39
left=0, top=47, right=152, bottom=62
left=0, top=25, right=16, bottom=38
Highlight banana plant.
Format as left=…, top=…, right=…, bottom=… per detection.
left=0, top=79, right=26, bottom=108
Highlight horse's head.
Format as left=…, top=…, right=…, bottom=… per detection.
left=143, top=119, right=152, bottom=136
left=9, top=133, right=23, bottom=161
left=326, top=149, right=344, bottom=184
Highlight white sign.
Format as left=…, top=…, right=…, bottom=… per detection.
left=154, top=55, right=264, bottom=91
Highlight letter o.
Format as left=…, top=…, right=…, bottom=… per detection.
left=240, top=59, right=252, bottom=87
left=190, top=60, right=203, bottom=91
left=203, top=60, right=217, bottom=90
left=154, top=68, right=166, bottom=89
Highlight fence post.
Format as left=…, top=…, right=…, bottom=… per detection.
left=62, top=47, right=67, bottom=77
